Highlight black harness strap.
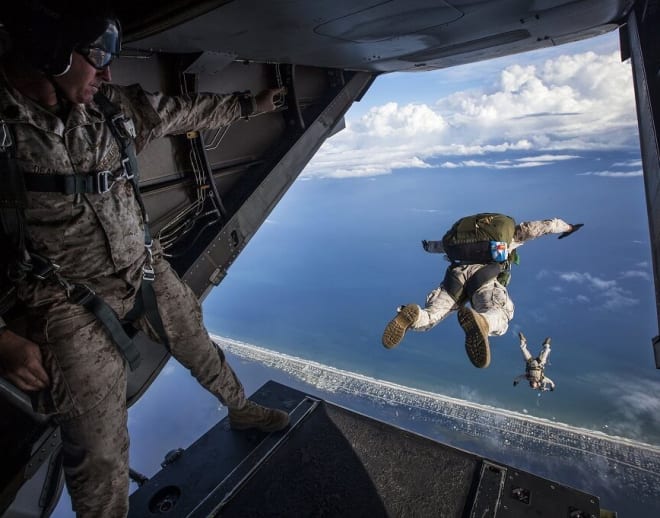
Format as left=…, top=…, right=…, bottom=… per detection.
left=0, top=93, right=172, bottom=370
left=23, top=171, right=115, bottom=195
left=69, top=283, right=141, bottom=370
left=444, top=262, right=505, bottom=306
left=0, top=121, right=33, bottom=283
left=464, top=262, right=504, bottom=300
left=93, top=92, right=170, bottom=350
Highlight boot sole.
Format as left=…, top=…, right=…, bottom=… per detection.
left=382, top=305, right=419, bottom=349
left=457, top=307, right=491, bottom=368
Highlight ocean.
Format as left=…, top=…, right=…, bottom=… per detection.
left=202, top=149, right=659, bottom=445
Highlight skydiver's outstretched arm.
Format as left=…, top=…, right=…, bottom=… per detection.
left=512, top=219, right=574, bottom=246
left=541, top=377, right=555, bottom=391
left=512, top=374, right=526, bottom=386
left=518, top=332, right=533, bottom=362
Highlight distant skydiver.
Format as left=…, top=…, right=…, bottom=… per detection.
left=513, top=332, right=555, bottom=392
left=381, top=214, right=583, bottom=368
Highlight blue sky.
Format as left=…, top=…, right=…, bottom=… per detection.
left=304, top=32, right=638, bottom=179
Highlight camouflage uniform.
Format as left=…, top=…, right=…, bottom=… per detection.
left=1, top=73, right=250, bottom=516
left=411, top=219, right=573, bottom=335
left=513, top=339, right=555, bottom=391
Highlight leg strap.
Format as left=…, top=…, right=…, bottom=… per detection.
left=123, top=279, right=170, bottom=350
left=464, top=263, right=503, bottom=301
left=69, top=284, right=142, bottom=371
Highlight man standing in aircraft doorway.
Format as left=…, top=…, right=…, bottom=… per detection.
left=382, top=214, right=582, bottom=369
left=0, top=2, right=288, bottom=516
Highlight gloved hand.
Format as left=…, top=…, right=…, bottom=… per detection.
left=255, top=87, right=287, bottom=113
left=422, top=240, right=430, bottom=251
left=513, top=380, right=518, bottom=386
left=558, top=223, right=584, bottom=239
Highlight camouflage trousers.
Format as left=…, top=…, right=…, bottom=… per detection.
left=412, top=264, right=515, bottom=336
left=29, top=254, right=246, bottom=517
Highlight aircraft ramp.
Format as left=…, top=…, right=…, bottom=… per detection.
left=128, top=381, right=607, bottom=518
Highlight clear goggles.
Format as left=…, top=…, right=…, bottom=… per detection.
left=77, top=20, right=120, bottom=70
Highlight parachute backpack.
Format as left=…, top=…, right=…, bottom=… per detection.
left=441, top=213, right=518, bottom=305
left=442, top=213, right=516, bottom=264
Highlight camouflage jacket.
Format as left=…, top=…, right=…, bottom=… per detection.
left=0, top=71, right=244, bottom=311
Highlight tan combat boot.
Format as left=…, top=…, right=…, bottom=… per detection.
left=457, top=307, right=491, bottom=368
left=228, top=401, right=290, bottom=432
left=382, top=304, right=420, bottom=349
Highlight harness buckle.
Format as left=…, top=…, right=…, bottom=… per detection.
left=68, top=283, right=96, bottom=305
left=142, top=266, right=155, bottom=282
left=142, top=240, right=155, bottom=281
left=119, top=156, right=134, bottom=180
left=31, top=257, right=61, bottom=281
left=96, top=170, right=115, bottom=194
left=0, top=121, right=12, bottom=150
left=111, top=114, right=136, bottom=140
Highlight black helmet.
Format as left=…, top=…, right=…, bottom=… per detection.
left=2, top=1, right=120, bottom=76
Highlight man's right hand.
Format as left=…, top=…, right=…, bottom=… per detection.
left=422, top=240, right=430, bottom=251
left=255, top=87, right=287, bottom=113
left=0, top=331, right=49, bottom=392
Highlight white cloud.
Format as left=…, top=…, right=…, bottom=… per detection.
left=439, top=154, right=580, bottom=170
left=612, top=159, right=642, bottom=167
left=303, top=43, right=637, bottom=179
left=590, top=376, right=660, bottom=441
left=161, top=363, right=176, bottom=376
left=620, top=270, right=651, bottom=281
left=558, top=271, right=639, bottom=310
left=577, top=170, right=643, bottom=177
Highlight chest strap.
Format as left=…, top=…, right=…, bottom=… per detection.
left=1, top=94, right=169, bottom=371
left=23, top=164, right=132, bottom=195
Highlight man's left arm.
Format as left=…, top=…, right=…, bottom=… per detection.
left=513, top=219, right=583, bottom=244
left=104, top=84, right=285, bottom=151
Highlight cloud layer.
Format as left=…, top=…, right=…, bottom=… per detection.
left=305, top=46, right=638, bottom=179
left=554, top=270, right=642, bottom=310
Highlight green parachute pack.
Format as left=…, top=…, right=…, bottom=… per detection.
left=441, top=213, right=516, bottom=264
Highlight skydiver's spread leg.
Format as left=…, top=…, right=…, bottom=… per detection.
left=416, top=285, right=460, bottom=330
left=457, top=307, right=491, bottom=368
left=141, top=251, right=289, bottom=432
left=382, top=284, right=457, bottom=348
left=469, top=280, right=514, bottom=336
left=455, top=280, right=514, bottom=369
left=382, top=304, right=421, bottom=348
